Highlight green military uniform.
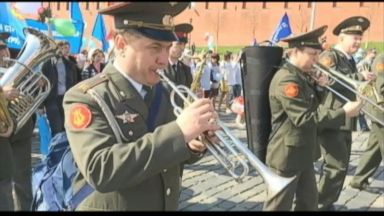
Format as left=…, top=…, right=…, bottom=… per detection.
left=0, top=32, right=34, bottom=211
left=0, top=118, right=34, bottom=211
left=162, top=23, right=194, bottom=121
left=263, top=26, right=346, bottom=211
left=349, top=53, right=384, bottom=189
left=62, top=2, right=205, bottom=211
left=162, top=56, right=193, bottom=121
left=316, top=16, right=370, bottom=211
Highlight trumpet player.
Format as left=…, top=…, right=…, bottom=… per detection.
left=349, top=52, right=384, bottom=190
left=316, top=16, right=376, bottom=211
left=263, top=26, right=363, bottom=211
left=0, top=32, right=34, bottom=210
left=62, top=3, right=219, bottom=210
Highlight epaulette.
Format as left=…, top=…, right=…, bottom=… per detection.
left=78, top=74, right=108, bottom=93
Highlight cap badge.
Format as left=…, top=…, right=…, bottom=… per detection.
left=169, top=2, right=178, bottom=7
left=116, top=110, right=139, bottom=124
left=358, top=18, right=364, bottom=23
left=162, top=15, right=173, bottom=26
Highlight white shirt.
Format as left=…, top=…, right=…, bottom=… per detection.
left=113, top=63, right=146, bottom=99
left=200, top=62, right=212, bottom=91
left=220, top=60, right=237, bottom=85
left=232, top=61, right=242, bottom=85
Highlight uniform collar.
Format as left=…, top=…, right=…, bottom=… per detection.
left=334, top=44, right=352, bottom=60
left=105, top=63, right=148, bottom=118
left=285, top=60, right=311, bottom=82
left=113, top=61, right=145, bottom=98
left=168, top=59, right=178, bottom=67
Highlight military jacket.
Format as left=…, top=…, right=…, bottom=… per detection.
left=266, top=62, right=345, bottom=173
left=162, top=60, right=193, bottom=121
left=318, top=48, right=364, bottom=131
left=365, top=53, right=384, bottom=126
left=63, top=63, right=200, bottom=211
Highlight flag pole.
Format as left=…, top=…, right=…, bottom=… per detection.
left=309, top=2, right=316, bottom=30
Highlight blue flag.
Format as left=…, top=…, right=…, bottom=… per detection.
left=92, top=14, right=109, bottom=52
left=0, top=2, right=27, bottom=49
left=70, top=2, right=84, bottom=53
left=270, top=12, right=292, bottom=45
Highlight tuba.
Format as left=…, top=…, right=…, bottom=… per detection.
left=0, top=28, right=58, bottom=137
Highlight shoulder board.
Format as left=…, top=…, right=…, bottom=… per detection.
left=77, top=74, right=108, bottom=93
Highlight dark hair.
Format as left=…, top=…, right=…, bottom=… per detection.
left=57, top=40, right=69, bottom=47
left=224, top=51, right=232, bottom=60
left=81, top=49, right=88, bottom=55
left=91, top=49, right=104, bottom=61
left=211, top=53, right=220, bottom=61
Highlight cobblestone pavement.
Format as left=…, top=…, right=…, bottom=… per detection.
left=31, top=111, right=383, bottom=211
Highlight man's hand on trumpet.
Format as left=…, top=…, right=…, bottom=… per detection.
left=176, top=98, right=220, bottom=152
left=342, top=96, right=364, bottom=117
left=360, top=65, right=376, bottom=81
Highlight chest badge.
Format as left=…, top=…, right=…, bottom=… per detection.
left=116, top=111, right=139, bottom=124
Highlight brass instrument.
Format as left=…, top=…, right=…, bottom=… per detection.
left=0, top=28, right=58, bottom=137
left=157, top=69, right=295, bottom=200
left=313, top=63, right=384, bottom=126
left=190, top=51, right=207, bottom=94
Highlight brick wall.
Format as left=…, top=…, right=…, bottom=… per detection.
left=42, top=2, right=384, bottom=49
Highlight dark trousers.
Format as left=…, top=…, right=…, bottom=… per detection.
left=358, top=113, right=369, bottom=130
left=317, top=129, right=352, bottom=210
left=0, top=118, right=34, bottom=211
left=232, top=84, right=242, bottom=98
left=45, top=95, right=65, bottom=137
left=350, top=123, right=384, bottom=187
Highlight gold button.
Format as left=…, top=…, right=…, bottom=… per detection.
left=166, top=188, right=171, bottom=196
left=128, top=130, right=133, bottom=136
left=163, top=169, right=167, bottom=173
left=120, top=91, right=125, bottom=97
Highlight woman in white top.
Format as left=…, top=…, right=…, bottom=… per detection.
left=218, top=52, right=233, bottom=112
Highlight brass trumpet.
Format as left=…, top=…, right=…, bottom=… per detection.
left=313, top=63, right=384, bottom=126
left=157, top=69, right=295, bottom=200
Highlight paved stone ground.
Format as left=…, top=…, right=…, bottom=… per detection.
left=31, top=111, right=383, bottom=211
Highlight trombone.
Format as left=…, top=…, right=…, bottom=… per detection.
left=157, top=69, right=295, bottom=200
left=313, top=63, right=384, bottom=126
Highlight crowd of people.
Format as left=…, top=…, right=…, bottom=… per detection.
left=0, top=2, right=382, bottom=211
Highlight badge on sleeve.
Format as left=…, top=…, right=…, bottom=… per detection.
left=284, top=83, right=299, bottom=98
left=69, top=104, right=92, bottom=129
left=375, top=63, right=384, bottom=73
